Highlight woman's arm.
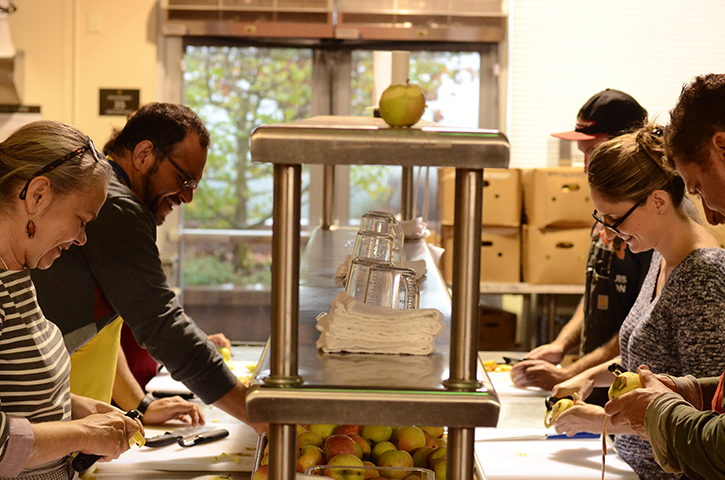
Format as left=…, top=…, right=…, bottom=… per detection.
left=26, top=413, right=142, bottom=469
left=552, top=357, right=620, bottom=400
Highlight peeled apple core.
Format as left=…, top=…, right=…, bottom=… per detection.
left=544, top=398, right=574, bottom=428
left=129, top=431, right=146, bottom=448
left=608, top=372, right=643, bottom=400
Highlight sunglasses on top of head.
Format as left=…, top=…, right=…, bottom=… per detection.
left=591, top=198, right=645, bottom=235
left=19, top=139, right=105, bottom=200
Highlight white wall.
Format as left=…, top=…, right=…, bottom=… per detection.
left=9, top=0, right=158, bottom=145
left=507, top=0, right=725, bottom=168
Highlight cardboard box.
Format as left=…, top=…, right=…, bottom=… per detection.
left=440, top=225, right=521, bottom=284
left=438, top=167, right=521, bottom=227
left=522, top=167, right=592, bottom=228
left=690, top=193, right=725, bottom=247
left=478, top=305, right=518, bottom=351
left=522, top=225, right=591, bottom=285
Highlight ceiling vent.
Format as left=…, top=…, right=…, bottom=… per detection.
left=160, top=0, right=506, bottom=42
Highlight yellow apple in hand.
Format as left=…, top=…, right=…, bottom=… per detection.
left=543, top=398, right=574, bottom=428
left=378, top=82, right=427, bottom=128
left=608, top=372, right=643, bottom=400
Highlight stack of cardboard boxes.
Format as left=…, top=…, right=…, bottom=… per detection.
left=438, top=167, right=522, bottom=284
left=438, top=167, right=523, bottom=350
left=521, top=167, right=592, bottom=285
left=438, top=166, right=593, bottom=286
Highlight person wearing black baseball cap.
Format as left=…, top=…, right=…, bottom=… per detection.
left=511, top=90, right=652, bottom=406
left=551, top=89, right=648, bottom=171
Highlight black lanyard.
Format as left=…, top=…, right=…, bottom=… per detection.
left=108, top=158, right=131, bottom=187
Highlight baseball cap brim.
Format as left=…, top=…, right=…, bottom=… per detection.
left=550, top=130, right=607, bottom=141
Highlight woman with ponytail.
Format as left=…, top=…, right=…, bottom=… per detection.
left=548, top=124, right=725, bottom=479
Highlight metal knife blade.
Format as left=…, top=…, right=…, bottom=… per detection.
left=144, top=432, right=180, bottom=448
left=177, top=428, right=230, bottom=447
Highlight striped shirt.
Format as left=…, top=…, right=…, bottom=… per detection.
left=0, top=269, right=72, bottom=478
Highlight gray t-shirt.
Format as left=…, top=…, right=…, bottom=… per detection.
left=31, top=174, right=237, bottom=404
left=615, top=248, right=725, bottom=480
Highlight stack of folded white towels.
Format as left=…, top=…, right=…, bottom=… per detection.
left=316, top=291, right=445, bottom=356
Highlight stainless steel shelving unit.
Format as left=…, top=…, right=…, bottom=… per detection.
left=246, top=116, right=510, bottom=480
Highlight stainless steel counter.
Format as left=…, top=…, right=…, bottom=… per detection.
left=247, top=227, right=500, bottom=427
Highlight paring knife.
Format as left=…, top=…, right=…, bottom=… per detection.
left=144, top=428, right=230, bottom=448
left=476, top=432, right=600, bottom=442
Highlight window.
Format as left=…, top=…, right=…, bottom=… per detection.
left=176, top=41, right=492, bottom=341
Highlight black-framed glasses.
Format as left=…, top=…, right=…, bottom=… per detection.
left=592, top=199, right=645, bottom=235
left=19, top=139, right=105, bottom=200
left=157, top=148, right=200, bottom=193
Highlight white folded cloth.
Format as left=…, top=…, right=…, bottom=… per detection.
left=316, top=292, right=445, bottom=355
left=400, top=217, right=430, bottom=240
left=335, top=254, right=427, bottom=288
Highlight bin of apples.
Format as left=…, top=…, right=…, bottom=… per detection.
left=253, top=424, right=446, bottom=480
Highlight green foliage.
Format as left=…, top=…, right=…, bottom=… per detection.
left=183, top=245, right=272, bottom=287
left=183, top=46, right=313, bottom=229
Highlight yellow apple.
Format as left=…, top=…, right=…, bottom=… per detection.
left=377, top=449, right=414, bottom=479
left=544, top=398, right=575, bottom=428
left=378, top=83, right=427, bottom=128
left=394, top=426, right=425, bottom=453
left=361, top=425, right=393, bottom=445
left=609, top=372, right=643, bottom=400
left=325, top=454, right=365, bottom=480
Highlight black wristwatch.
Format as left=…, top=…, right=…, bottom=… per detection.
left=136, top=394, right=154, bottom=417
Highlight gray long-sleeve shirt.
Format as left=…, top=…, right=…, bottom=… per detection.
left=31, top=174, right=237, bottom=404
left=616, top=249, right=725, bottom=479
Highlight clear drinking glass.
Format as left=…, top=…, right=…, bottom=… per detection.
left=351, top=231, right=401, bottom=264
left=360, top=211, right=405, bottom=263
left=345, top=258, right=420, bottom=309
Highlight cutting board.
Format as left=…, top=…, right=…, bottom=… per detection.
left=92, top=423, right=260, bottom=473
left=475, top=428, right=638, bottom=479
left=486, top=370, right=551, bottom=397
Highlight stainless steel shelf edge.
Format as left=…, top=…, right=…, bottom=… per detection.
left=250, top=116, right=510, bottom=168
left=246, top=387, right=500, bottom=428
left=247, top=227, right=500, bottom=426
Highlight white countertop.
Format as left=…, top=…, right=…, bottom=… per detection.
left=476, top=351, right=637, bottom=480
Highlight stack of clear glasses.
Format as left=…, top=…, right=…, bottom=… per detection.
left=345, top=211, right=420, bottom=310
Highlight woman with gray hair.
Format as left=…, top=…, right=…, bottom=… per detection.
left=0, top=121, right=143, bottom=479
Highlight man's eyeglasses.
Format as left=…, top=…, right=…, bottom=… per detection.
left=157, top=148, right=200, bottom=193
left=592, top=199, right=645, bottom=235
left=19, top=139, right=105, bottom=200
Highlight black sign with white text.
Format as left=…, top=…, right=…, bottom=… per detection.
left=99, top=89, right=140, bottom=116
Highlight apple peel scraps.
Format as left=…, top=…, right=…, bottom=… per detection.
left=212, top=449, right=254, bottom=463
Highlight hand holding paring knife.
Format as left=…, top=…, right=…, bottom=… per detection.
left=72, top=408, right=230, bottom=472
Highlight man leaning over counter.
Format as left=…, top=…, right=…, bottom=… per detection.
left=31, top=103, right=264, bottom=434
left=605, top=73, right=725, bottom=480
